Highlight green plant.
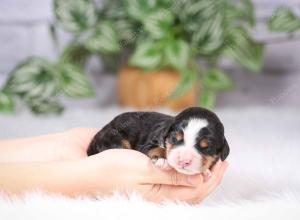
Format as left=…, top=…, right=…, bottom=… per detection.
left=1, top=0, right=300, bottom=114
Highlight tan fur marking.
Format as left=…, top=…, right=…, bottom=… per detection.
left=147, top=146, right=166, bottom=159
left=176, top=132, right=183, bottom=141
left=199, top=138, right=209, bottom=148
left=121, top=139, right=131, bottom=149
left=202, top=155, right=218, bottom=170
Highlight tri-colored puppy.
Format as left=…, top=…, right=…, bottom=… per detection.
left=87, top=107, right=229, bottom=176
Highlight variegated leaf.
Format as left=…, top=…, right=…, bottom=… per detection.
left=224, top=28, right=264, bottom=72
left=59, top=63, right=95, bottom=97
left=129, top=40, right=162, bottom=69
left=164, top=39, right=190, bottom=70
left=268, top=7, right=300, bottom=33
left=54, top=0, right=97, bottom=32
left=85, top=21, right=120, bottom=53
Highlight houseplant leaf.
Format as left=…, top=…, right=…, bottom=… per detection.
left=6, top=58, right=59, bottom=100
left=225, top=0, right=255, bottom=27
left=164, top=39, right=190, bottom=70
left=26, top=97, right=63, bottom=115
left=60, top=42, right=90, bottom=66
left=58, top=63, right=95, bottom=97
left=85, top=21, right=120, bottom=54
left=54, top=0, right=97, bottom=33
left=129, top=40, right=162, bottom=69
left=202, top=68, right=233, bottom=90
left=224, top=28, right=264, bottom=72
left=124, top=0, right=157, bottom=21
left=143, top=9, right=174, bottom=39
left=5, top=57, right=63, bottom=114
left=268, top=7, right=300, bottom=33
left=168, top=68, right=196, bottom=99
left=185, top=0, right=225, bottom=55
left=0, top=91, right=14, bottom=113
left=199, top=90, right=216, bottom=109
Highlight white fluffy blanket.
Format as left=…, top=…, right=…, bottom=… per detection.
left=1, top=107, right=300, bottom=219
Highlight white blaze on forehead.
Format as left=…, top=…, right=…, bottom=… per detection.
left=183, top=118, right=208, bottom=148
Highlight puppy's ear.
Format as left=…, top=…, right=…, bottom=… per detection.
left=220, top=138, right=230, bottom=161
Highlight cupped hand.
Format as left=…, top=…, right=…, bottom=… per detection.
left=78, top=149, right=228, bottom=203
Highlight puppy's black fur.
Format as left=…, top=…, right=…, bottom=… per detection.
left=87, top=107, right=229, bottom=165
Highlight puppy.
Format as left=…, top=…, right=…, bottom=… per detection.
left=87, top=107, right=229, bottom=175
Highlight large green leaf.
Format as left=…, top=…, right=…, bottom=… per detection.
left=224, top=28, right=264, bottom=72
left=179, top=0, right=225, bottom=55
left=59, top=43, right=90, bottom=66
left=199, top=89, right=216, bottom=109
left=192, top=12, right=225, bottom=55
left=54, top=0, right=97, bottom=32
left=7, top=58, right=59, bottom=101
left=58, top=63, right=95, bottom=97
left=164, top=39, right=190, bottom=70
left=25, top=97, right=64, bottom=115
left=202, top=68, right=233, bottom=90
left=143, top=9, right=174, bottom=39
left=225, top=0, right=255, bottom=27
left=0, top=91, right=14, bottom=113
left=168, top=68, right=196, bottom=99
left=124, top=0, right=157, bottom=21
left=129, top=40, right=162, bottom=69
left=268, top=7, right=300, bottom=33
left=85, top=21, right=120, bottom=54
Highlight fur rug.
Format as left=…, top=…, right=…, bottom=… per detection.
left=1, top=107, right=300, bottom=219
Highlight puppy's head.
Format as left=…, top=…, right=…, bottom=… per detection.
left=165, top=107, right=229, bottom=175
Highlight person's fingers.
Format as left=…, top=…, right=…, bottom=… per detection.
left=145, top=184, right=199, bottom=203
left=206, top=161, right=228, bottom=193
left=145, top=163, right=203, bottom=187
left=203, top=160, right=222, bottom=187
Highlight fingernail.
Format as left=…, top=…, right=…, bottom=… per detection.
left=187, top=175, right=200, bottom=186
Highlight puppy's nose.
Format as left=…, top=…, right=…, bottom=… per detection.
left=178, top=158, right=192, bottom=168
left=177, top=152, right=193, bottom=168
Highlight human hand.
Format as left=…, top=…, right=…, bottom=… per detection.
left=77, top=149, right=229, bottom=203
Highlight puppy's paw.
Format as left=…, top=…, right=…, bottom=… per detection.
left=152, top=158, right=172, bottom=171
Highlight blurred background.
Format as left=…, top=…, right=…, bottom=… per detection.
left=0, top=0, right=299, bottom=139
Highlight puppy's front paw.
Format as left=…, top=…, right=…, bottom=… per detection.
left=151, top=158, right=172, bottom=171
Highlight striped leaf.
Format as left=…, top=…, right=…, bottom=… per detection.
left=199, top=90, right=216, bottom=109
left=129, top=40, right=162, bottom=69
left=202, top=68, right=233, bottom=90
left=25, top=97, right=64, bottom=115
left=224, top=28, right=264, bottom=72
left=54, top=0, right=97, bottom=32
left=58, top=63, right=95, bottom=97
left=0, top=91, right=14, bottom=113
left=192, top=12, right=224, bottom=54
left=85, top=21, right=120, bottom=53
left=124, top=0, right=157, bottom=21
left=7, top=58, right=59, bottom=100
left=268, top=7, right=300, bottom=33
left=143, top=9, right=174, bottom=39
left=168, top=68, right=196, bottom=99
left=179, top=0, right=225, bottom=54
left=225, top=0, right=255, bottom=26
left=164, top=39, right=190, bottom=70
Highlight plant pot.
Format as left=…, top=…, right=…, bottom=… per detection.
left=117, top=66, right=197, bottom=111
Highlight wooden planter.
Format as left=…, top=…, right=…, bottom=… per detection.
left=117, top=66, right=197, bottom=111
